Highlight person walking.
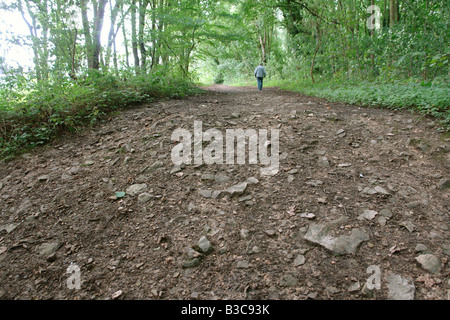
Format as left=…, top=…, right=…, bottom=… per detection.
left=254, top=63, right=266, bottom=91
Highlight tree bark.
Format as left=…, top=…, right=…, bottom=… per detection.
left=150, top=0, right=158, bottom=69
left=40, top=0, right=49, bottom=80
left=139, top=0, right=149, bottom=74
left=310, top=25, right=320, bottom=83
left=121, top=3, right=130, bottom=68
left=389, top=0, right=397, bottom=27
left=105, top=0, right=121, bottom=69
left=91, top=0, right=108, bottom=70
left=80, top=0, right=93, bottom=68
left=131, top=0, right=140, bottom=74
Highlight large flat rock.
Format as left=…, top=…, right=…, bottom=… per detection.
left=304, top=216, right=369, bottom=255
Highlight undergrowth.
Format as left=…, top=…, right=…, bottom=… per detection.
left=0, top=70, right=202, bottom=159
left=266, top=78, right=450, bottom=131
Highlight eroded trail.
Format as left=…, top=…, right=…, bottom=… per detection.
left=0, top=85, right=449, bottom=300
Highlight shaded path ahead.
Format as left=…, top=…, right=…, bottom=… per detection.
left=0, top=85, right=449, bottom=300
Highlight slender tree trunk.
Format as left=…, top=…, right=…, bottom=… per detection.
left=157, top=0, right=166, bottom=66
left=91, top=0, right=108, bottom=70
left=71, top=29, right=78, bottom=79
left=150, top=0, right=157, bottom=69
left=80, top=0, right=93, bottom=68
left=121, top=3, right=130, bottom=68
left=105, top=0, right=120, bottom=69
left=258, top=35, right=265, bottom=64
left=183, top=27, right=197, bottom=76
left=161, top=0, right=169, bottom=65
left=389, top=0, right=397, bottom=27
left=139, top=0, right=149, bottom=74
left=131, top=0, right=140, bottom=74
left=40, top=0, right=49, bottom=80
left=31, top=17, right=42, bottom=81
left=113, top=38, right=118, bottom=75
left=310, top=25, right=320, bottom=83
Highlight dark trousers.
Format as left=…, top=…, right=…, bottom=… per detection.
left=257, top=77, right=264, bottom=90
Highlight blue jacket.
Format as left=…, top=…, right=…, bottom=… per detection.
left=254, top=66, right=266, bottom=78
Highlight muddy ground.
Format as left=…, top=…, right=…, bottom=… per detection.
left=0, top=85, right=449, bottom=300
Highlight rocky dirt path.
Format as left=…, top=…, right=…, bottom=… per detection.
left=0, top=85, right=449, bottom=300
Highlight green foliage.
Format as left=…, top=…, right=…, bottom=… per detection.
left=0, top=71, right=201, bottom=158
left=213, top=72, right=225, bottom=84
left=271, top=78, right=450, bottom=131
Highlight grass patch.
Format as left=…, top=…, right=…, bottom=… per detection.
left=266, top=78, right=450, bottom=131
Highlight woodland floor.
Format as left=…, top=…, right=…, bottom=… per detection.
left=0, top=85, right=449, bottom=300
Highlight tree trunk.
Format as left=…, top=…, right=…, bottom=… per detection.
left=150, top=0, right=157, bottom=69
left=121, top=3, right=130, bottom=68
left=105, top=0, right=120, bottom=69
left=155, top=0, right=166, bottom=67
left=70, top=29, right=78, bottom=79
left=310, top=25, right=320, bottom=83
left=131, top=0, right=140, bottom=74
left=259, top=33, right=266, bottom=64
left=139, top=0, right=149, bottom=74
left=80, top=0, right=93, bottom=68
left=91, top=0, right=108, bottom=70
left=384, top=0, right=388, bottom=27
left=40, top=0, right=49, bottom=80
left=161, top=0, right=169, bottom=65
left=389, top=0, right=397, bottom=27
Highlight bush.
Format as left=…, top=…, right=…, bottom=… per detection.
left=213, top=72, right=225, bottom=84
left=0, top=71, right=202, bottom=158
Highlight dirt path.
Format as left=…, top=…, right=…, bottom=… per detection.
left=0, top=85, right=449, bottom=300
